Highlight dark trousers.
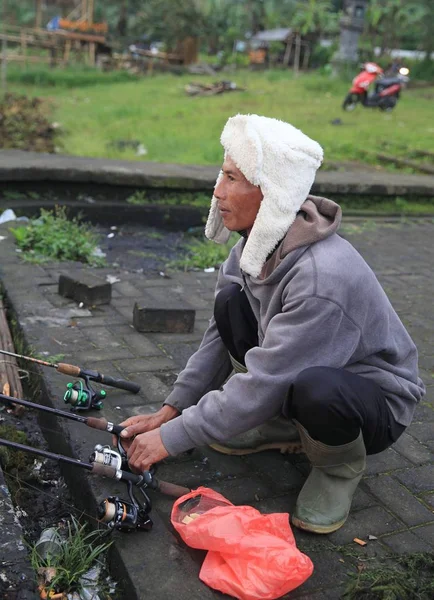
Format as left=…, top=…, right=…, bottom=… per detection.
left=214, top=283, right=405, bottom=456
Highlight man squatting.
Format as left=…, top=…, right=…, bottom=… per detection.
left=118, top=114, right=425, bottom=534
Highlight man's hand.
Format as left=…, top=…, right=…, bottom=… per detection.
left=112, top=405, right=179, bottom=450
left=127, top=428, right=169, bottom=473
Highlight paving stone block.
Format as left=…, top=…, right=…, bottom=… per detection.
left=365, top=447, right=412, bottom=476
left=422, top=492, right=434, bottom=510
left=147, top=331, right=205, bottom=344
left=81, top=326, right=126, bottom=349
left=211, top=475, right=272, bottom=504
left=381, top=531, right=433, bottom=554
left=155, top=450, right=249, bottom=488
left=118, top=333, right=163, bottom=357
left=110, top=296, right=136, bottom=308
left=363, top=475, right=434, bottom=527
left=412, top=523, right=434, bottom=548
left=255, top=491, right=299, bottom=516
left=393, top=432, right=434, bottom=465
left=74, top=347, right=135, bottom=363
left=242, top=451, right=305, bottom=492
left=351, top=487, right=378, bottom=511
left=112, top=280, right=142, bottom=297
left=113, top=373, right=170, bottom=404
left=290, top=549, right=349, bottom=594
left=115, top=356, right=176, bottom=372
left=158, top=341, right=201, bottom=369
left=133, top=300, right=195, bottom=334
left=407, top=422, right=434, bottom=444
left=396, top=464, right=434, bottom=494
left=328, top=506, right=403, bottom=546
left=58, top=270, right=111, bottom=306
left=75, top=315, right=125, bottom=328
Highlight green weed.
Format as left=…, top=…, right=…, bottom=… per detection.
left=10, top=206, right=105, bottom=266
left=7, top=65, right=138, bottom=88
left=34, top=353, right=66, bottom=364
left=30, top=516, right=112, bottom=596
left=343, top=552, right=434, bottom=600
left=126, top=190, right=148, bottom=205
left=170, top=234, right=238, bottom=270
left=146, top=231, right=164, bottom=240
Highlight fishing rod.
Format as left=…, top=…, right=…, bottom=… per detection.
left=0, top=392, right=125, bottom=435
left=0, top=390, right=129, bottom=468
left=0, top=349, right=141, bottom=411
left=0, top=437, right=190, bottom=533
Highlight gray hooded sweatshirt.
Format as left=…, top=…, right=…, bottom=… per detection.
left=160, top=196, right=425, bottom=456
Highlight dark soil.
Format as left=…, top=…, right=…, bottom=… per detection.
left=96, top=223, right=195, bottom=274
left=0, top=404, right=73, bottom=543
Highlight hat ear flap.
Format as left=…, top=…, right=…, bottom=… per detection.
left=205, top=170, right=232, bottom=244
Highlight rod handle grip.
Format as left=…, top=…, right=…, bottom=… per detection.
left=57, top=363, right=80, bottom=377
left=98, top=374, right=141, bottom=394
left=156, top=479, right=190, bottom=498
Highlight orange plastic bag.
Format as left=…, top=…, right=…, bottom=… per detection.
left=171, top=487, right=313, bottom=600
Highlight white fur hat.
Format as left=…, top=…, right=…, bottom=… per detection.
left=205, top=114, right=323, bottom=277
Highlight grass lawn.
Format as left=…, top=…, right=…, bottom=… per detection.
left=7, top=68, right=434, bottom=167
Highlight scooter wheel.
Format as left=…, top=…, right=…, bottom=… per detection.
left=379, top=97, right=397, bottom=112
left=342, top=94, right=359, bottom=111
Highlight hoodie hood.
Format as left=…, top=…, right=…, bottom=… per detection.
left=205, top=114, right=323, bottom=278
left=259, top=195, right=342, bottom=280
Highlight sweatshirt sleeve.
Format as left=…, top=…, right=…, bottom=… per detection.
left=160, top=295, right=362, bottom=455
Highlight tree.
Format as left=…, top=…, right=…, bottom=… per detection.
left=133, top=0, right=205, bottom=49
left=363, top=0, right=429, bottom=56
left=291, top=0, right=339, bottom=38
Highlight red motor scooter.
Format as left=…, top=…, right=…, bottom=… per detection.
left=342, top=62, right=410, bottom=112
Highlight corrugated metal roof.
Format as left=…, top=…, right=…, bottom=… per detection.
left=251, top=28, right=292, bottom=42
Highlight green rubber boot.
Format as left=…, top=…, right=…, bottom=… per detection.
left=292, top=422, right=366, bottom=534
left=210, top=415, right=302, bottom=455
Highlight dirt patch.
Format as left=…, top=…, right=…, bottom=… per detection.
left=96, top=224, right=190, bottom=273
left=0, top=406, right=73, bottom=543
left=0, top=93, right=60, bottom=153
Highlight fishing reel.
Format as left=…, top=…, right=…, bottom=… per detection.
left=90, top=444, right=157, bottom=532
left=96, top=480, right=153, bottom=533
left=63, top=376, right=106, bottom=411
left=90, top=444, right=128, bottom=471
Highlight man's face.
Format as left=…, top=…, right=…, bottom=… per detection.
left=214, top=155, right=263, bottom=233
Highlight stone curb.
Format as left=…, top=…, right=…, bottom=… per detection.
left=1, top=150, right=434, bottom=197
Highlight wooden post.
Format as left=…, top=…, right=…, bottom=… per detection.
left=21, top=30, right=28, bottom=66
left=294, top=33, right=301, bottom=76
left=35, top=0, right=43, bottom=29
left=81, top=0, right=88, bottom=22
left=89, top=42, right=95, bottom=65
left=1, top=0, right=7, bottom=93
left=88, top=0, right=95, bottom=65
left=283, top=39, right=292, bottom=66
left=302, top=43, right=310, bottom=70
left=88, top=0, right=94, bottom=23
left=63, top=39, right=71, bottom=65
left=0, top=298, right=25, bottom=416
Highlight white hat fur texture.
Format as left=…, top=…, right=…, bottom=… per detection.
left=205, top=114, right=323, bottom=278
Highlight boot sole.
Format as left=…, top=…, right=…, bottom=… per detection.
left=209, top=441, right=303, bottom=456
left=291, top=515, right=347, bottom=534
